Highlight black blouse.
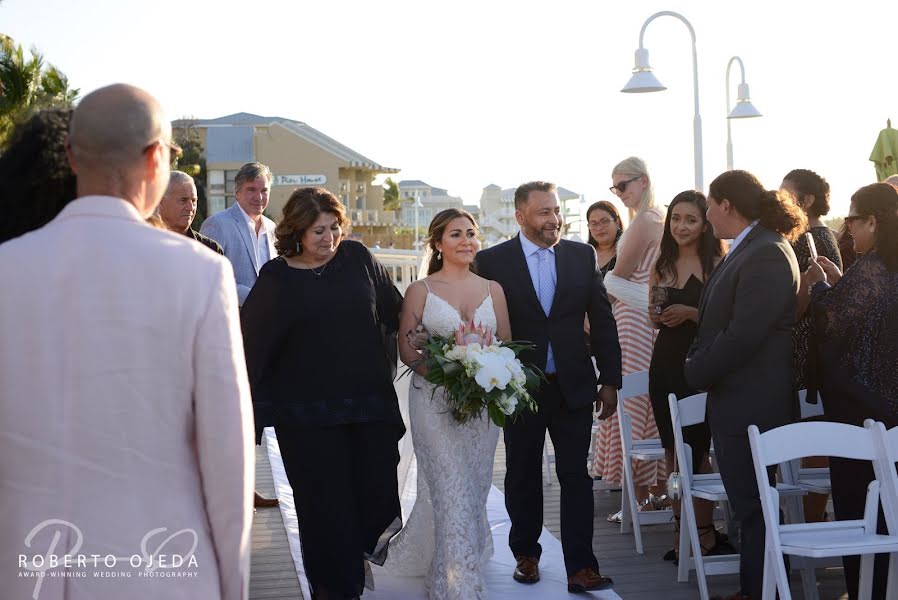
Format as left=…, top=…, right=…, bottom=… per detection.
left=791, top=226, right=841, bottom=390
left=241, top=240, right=404, bottom=433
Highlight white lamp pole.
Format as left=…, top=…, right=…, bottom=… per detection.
left=725, top=56, right=763, bottom=170
left=622, top=11, right=703, bottom=191
left=413, top=194, right=424, bottom=252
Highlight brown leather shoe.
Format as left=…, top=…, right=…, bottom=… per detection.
left=254, top=491, right=279, bottom=508
left=567, top=567, right=614, bottom=593
left=710, top=593, right=751, bottom=600
left=513, top=555, right=540, bottom=584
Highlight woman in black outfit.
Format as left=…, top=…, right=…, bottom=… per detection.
left=806, top=183, right=898, bottom=600
left=586, top=200, right=624, bottom=276
left=241, top=187, right=404, bottom=600
left=780, top=169, right=842, bottom=391
left=647, top=191, right=727, bottom=561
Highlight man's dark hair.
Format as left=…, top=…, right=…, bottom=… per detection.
left=514, top=181, right=556, bottom=210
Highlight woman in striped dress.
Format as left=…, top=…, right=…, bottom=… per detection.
left=592, top=157, right=664, bottom=516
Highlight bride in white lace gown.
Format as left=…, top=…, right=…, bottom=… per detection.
left=379, top=209, right=512, bottom=600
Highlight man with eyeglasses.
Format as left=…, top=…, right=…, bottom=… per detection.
left=0, top=84, right=254, bottom=600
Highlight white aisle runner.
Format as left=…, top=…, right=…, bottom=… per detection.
left=264, top=428, right=621, bottom=600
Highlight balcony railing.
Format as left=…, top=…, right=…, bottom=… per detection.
left=370, top=249, right=424, bottom=294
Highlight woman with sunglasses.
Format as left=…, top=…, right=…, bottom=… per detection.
left=592, top=157, right=666, bottom=518
left=586, top=200, right=625, bottom=276
left=806, top=182, right=898, bottom=600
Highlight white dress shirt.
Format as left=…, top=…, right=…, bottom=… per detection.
left=236, top=201, right=272, bottom=267
left=726, top=220, right=759, bottom=258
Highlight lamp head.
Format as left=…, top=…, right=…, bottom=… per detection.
left=728, top=82, right=762, bottom=119
left=621, top=48, right=667, bottom=93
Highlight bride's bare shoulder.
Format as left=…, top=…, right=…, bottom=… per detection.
left=405, top=280, right=429, bottom=302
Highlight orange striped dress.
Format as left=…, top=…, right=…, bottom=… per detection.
left=591, top=240, right=661, bottom=486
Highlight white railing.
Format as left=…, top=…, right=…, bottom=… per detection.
left=370, top=248, right=424, bottom=294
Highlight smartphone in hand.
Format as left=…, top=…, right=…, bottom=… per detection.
left=805, top=232, right=818, bottom=261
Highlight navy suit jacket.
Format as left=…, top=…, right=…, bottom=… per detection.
left=476, top=235, right=622, bottom=409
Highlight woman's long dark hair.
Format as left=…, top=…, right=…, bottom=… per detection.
left=586, top=200, right=624, bottom=250
left=426, top=208, right=478, bottom=275
left=709, top=170, right=807, bottom=241
left=851, top=183, right=898, bottom=272
left=654, top=190, right=725, bottom=284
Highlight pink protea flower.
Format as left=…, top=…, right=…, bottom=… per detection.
left=455, top=320, right=494, bottom=346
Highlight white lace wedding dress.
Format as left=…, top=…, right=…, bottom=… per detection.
left=379, top=282, right=500, bottom=600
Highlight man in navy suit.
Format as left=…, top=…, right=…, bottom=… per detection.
left=476, top=181, right=622, bottom=593
left=201, top=161, right=279, bottom=508
left=200, top=162, right=277, bottom=306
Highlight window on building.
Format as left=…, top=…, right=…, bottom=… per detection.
left=223, top=170, right=239, bottom=208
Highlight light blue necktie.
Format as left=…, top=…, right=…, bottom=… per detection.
left=537, top=248, right=556, bottom=373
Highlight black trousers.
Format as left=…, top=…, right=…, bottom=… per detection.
left=712, top=430, right=777, bottom=599
left=830, top=457, right=889, bottom=600
left=504, top=378, right=598, bottom=575
left=277, top=421, right=401, bottom=600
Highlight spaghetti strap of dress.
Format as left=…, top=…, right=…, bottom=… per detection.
left=486, top=280, right=492, bottom=299
left=423, top=279, right=431, bottom=292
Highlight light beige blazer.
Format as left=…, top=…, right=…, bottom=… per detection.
left=0, top=196, right=254, bottom=600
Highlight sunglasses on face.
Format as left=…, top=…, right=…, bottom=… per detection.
left=144, top=138, right=183, bottom=160
left=609, top=175, right=642, bottom=195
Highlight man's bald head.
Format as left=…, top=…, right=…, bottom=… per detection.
left=67, top=84, right=175, bottom=216
left=69, top=84, right=169, bottom=168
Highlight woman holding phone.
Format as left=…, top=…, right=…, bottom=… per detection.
left=780, top=169, right=842, bottom=391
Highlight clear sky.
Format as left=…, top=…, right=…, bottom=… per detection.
left=4, top=0, right=896, bottom=222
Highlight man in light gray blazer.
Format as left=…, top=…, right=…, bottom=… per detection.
left=201, top=162, right=280, bottom=508
left=200, top=162, right=277, bottom=307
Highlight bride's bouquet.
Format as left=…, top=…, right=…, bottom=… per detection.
left=414, top=321, right=541, bottom=427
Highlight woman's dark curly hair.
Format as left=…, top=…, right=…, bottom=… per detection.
left=0, top=108, right=77, bottom=244
left=783, top=168, right=831, bottom=218
left=654, top=190, right=725, bottom=284
left=709, top=170, right=807, bottom=241
left=275, top=187, right=349, bottom=258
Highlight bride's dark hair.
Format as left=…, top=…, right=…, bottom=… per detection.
left=426, top=208, right=478, bottom=275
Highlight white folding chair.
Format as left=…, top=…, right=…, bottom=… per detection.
left=867, top=420, right=898, bottom=600
left=617, top=370, right=668, bottom=554
left=668, top=393, right=740, bottom=600
left=791, top=390, right=831, bottom=495
left=749, top=422, right=898, bottom=600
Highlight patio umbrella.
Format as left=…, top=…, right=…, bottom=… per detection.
left=870, top=118, right=898, bottom=181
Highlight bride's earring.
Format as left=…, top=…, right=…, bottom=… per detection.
left=437, top=251, right=442, bottom=260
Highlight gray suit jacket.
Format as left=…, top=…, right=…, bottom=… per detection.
left=200, top=203, right=277, bottom=305
left=685, top=225, right=800, bottom=436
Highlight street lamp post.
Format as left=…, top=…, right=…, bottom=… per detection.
left=725, top=56, right=763, bottom=171
left=621, top=11, right=703, bottom=191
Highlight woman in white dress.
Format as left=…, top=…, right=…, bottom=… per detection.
left=382, top=208, right=511, bottom=599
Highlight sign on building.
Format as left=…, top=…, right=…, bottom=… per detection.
left=273, top=174, right=328, bottom=186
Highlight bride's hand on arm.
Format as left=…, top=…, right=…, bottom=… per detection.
left=490, top=281, right=512, bottom=342
left=399, top=281, right=429, bottom=376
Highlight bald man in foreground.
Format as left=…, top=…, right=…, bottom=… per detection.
left=0, top=84, right=254, bottom=600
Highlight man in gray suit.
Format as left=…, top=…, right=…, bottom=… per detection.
left=686, top=170, right=804, bottom=600
left=200, top=162, right=277, bottom=306
left=201, top=161, right=279, bottom=508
